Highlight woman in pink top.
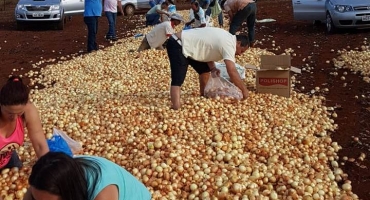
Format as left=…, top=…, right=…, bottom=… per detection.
left=0, top=76, right=49, bottom=170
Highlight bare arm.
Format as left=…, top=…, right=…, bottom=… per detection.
left=117, top=0, right=124, bottom=15
left=94, top=185, right=119, bottom=200
left=227, top=10, right=233, bottom=22
left=224, top=59, right=249, bottom=99
left=24, top=103, right=49, bottom=158
left=156, top=8, right=169, bottom=16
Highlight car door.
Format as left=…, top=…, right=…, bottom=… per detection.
left=292, top=0, right=326, bottom=21
left=137, top=0, right=150, bottom=9
left=62, top=0, right=85, bottom=16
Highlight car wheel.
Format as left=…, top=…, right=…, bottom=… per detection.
left=326, top=13, right=336, bottom=34
left=16, top=21, right=24, bottom=31
left=124, top=5, right=135, bottom=16
left=57, top=16, right=65, bottom=30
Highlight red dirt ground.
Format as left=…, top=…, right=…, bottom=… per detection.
left=0, top=0, right=369, bottom=199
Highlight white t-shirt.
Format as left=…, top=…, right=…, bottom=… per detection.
left=104, top=0, right=118, bottom=12
left=146, top=21, right=174, bottom=48
left=181, top=27, right=236, bottom=62
left=189, top=8, right=206, bottom=28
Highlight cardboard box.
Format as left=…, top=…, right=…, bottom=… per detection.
left=245, top=55, right=301, bottom=98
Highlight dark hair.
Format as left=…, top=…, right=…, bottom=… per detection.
left=220, top=0, right=226, bottom=9
left=167, top=0, right=174, bottom=5
left=0, top=75, right=29, bottom=106
left=161, top=1, right=169, bottom=6
left=29, top=152, right=101, bottom=200
left=191, top=0, right=199, bottom=7
left=236, top=35, right=250, bottom=47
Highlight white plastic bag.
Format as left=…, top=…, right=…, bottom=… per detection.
left=204, top=73, right=243, bottom=100
left=215, top=62, right=246, bottom=80
left=52, top=128, right=83, bottom=154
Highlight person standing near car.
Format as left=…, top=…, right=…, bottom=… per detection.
left=84, top=0, right=103, bottom=52
left=222, top=0, right=256, bottom=46
left=103, top=0, right=124, bottom=41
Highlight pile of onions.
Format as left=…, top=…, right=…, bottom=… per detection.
left=332, top=41, right=370, bottom=83
left=1, top=11, right=358, bottom=200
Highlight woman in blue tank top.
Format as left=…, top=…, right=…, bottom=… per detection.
left=23, top=152, right=151, bottom=200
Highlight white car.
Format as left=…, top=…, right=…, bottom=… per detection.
left=15, top=0, right=84, bottom=30
left=292, top=0, right=370, bottom=33
left=121, top=0, right=151, bottom=16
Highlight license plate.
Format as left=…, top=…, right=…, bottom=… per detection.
left=362, top=15, right=370, bottom=21
left=32, top=13, right=44, bottom=17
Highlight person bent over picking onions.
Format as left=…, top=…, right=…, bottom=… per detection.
left=23, top=152, right=152, bottom=200
left=0, top=76, right=49, bottom=171
left=138, top=13, right=184, bottom=52
left=166, top=27, right=250, bottom=110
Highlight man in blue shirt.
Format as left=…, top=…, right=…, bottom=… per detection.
left=84, top=0, right=102, bottom=53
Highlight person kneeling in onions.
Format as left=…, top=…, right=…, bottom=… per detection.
left=138, top=13, right=184, bottom=52
left=23, top=152, right=151, bottom=200
left=0, top=76, right=49, bottom=171
left=166, top=27, right=250, bottom=110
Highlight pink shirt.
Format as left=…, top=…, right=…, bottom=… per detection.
left=0, top=117, right=25, bottom=168
left=104, top=0, right=118, bottom=12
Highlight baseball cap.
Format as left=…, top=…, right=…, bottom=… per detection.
left=170, top=13, right=184, bottom=22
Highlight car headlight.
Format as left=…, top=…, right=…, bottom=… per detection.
left=50, top=5, right=60, bottom=10
left=334, top=5, right=353, bottom=12
left=16, top=4, right=26, bottom=11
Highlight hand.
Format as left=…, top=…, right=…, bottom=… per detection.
left=242, top=90, right=249, bottom=100
left=210, top=68, right=221, bottom=77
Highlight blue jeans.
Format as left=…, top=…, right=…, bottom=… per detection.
left=229, top=2, right=256, bottom=43
left=84, top=16, right=99, bottom=52
left=146, top=13, right=160, bottom=26
left=205, top=7, right=211, bottom=17
left=218, top=0, right=223, bottom=25
left=105, top=11, right=117, bottom=38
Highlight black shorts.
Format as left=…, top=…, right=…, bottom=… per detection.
left=166, top=37, right=211, bottom=86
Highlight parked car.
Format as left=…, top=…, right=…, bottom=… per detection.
left=292, top=0, right=370, bottom=33
left=121, top=0, right=176, bottom=16
left=15, top=0, right=84, bottom=30
left=121, top=0, right=151, bottom=16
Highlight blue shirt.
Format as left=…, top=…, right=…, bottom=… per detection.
left=78, top=156, right=152, bottom=200
left=84, top=0, right=103, bottom=17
